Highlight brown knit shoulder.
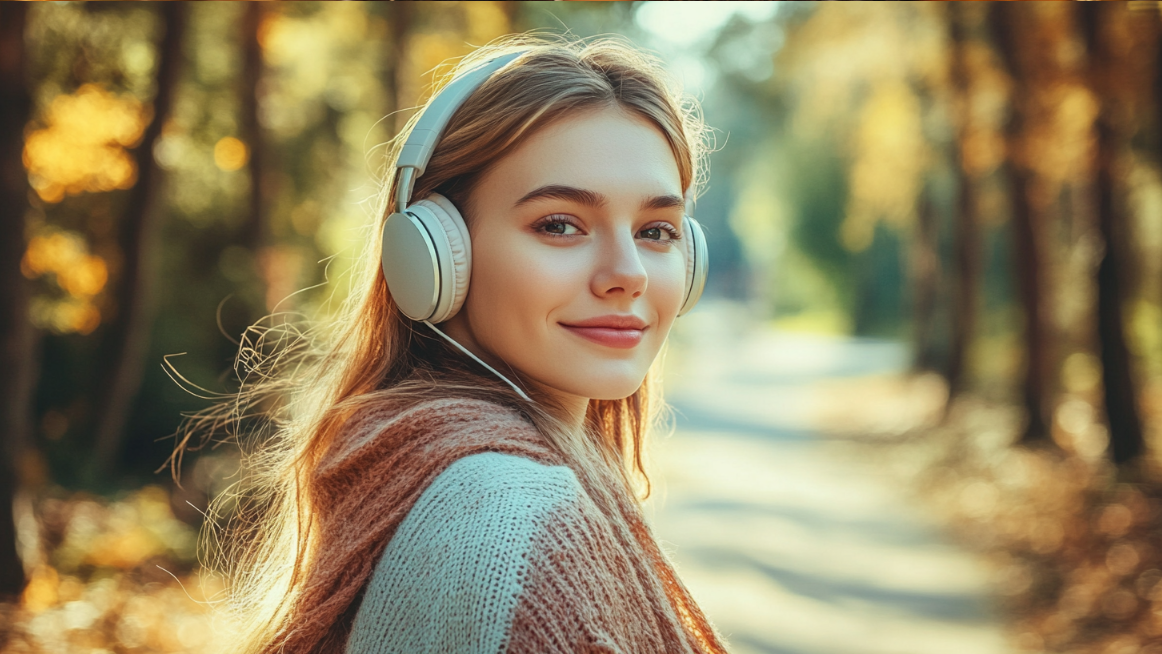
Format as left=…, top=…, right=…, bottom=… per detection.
left=270, top=396, right=562, bottom=654
left=505, top=460, right=731, bottom=654
left=316, top=397, right=560, bottom=491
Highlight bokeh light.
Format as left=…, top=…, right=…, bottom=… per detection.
left=21, top=228, right=107, bottom=335
left=212, top=136, right=248, bottom=172
left=23, top=84, right=147, bottom=203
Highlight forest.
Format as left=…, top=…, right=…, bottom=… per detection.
left=2, top=2, right=1162, bottom=653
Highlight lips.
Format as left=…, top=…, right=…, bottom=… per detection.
left=559, top=315, right=648, bottom=349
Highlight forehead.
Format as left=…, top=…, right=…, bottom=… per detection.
left=475, top=106, right=683, bottom=207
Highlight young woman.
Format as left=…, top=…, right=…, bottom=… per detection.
left=193, top=34, right=727, bottom=654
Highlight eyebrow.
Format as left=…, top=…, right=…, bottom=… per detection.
left=513, top=184, right=684, bottom=213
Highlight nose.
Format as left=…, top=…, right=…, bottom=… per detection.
left=591, top=230, right=648, bottom=300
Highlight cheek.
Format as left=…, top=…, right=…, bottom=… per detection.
left=645, top=250, right=688, bottom=322
left=470, top=242, right=689, bottom=326
left=464, top=235, right=581, bottom=336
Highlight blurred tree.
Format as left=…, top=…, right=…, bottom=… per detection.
left=693, top=13, right=780, bottom=305
left=0, top=1, right=34, bottom=601
left=990, top=3, right=1052, bottom=444
left=1082, top=2, right=1146, bottom=468
left=945, top=2, right=981, bottom=402
left=910, top=183, right=942, bottom=373
left=239, top=2, right=266, bottom=254
left=746, top=4, right=944, bottom=337
left=1157, top=9, right=1162, bottom=321
left=499, top=2, right=521, bottom=31
left=383, top=1, right=414, bottom=134
left=1158, top=9, right=1162, bottom=168
left=88, top=3, right=188, bottom=479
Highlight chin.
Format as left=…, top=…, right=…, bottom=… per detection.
left=549, top=367, right=648, bottom=401
left=588, top=387, right=644, bottom=401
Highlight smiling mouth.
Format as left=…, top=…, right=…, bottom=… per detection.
left=559, top=316, right=648, bottom=349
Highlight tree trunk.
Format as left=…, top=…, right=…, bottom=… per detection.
left=88, top=3, right=187, bottom=479
left=239, top=2, right=266, bottom=253
left=990, top=3, right=1052, bottom=443
left=499, top=2, right=520, bottom=32
left=384, top=1, right=414, bottom=134
left=945, top=2, right=980, bottom=401
left=1082, top=2, right=1145, bottom=466
left=911, top=184, right=941, bottom=373
left=0, top=1, right=34, bottom=601
left=1009, top=169, right=1051, bottom=443
left=1156, top=6, right=1162, bottom=331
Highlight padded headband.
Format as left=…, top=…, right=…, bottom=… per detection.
left=394, top=51, right=526, bottom=209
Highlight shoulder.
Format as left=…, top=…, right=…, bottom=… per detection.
left=346, top=452, right=583, bottom=654
left=320, top=397, right=557, bottom=486
left=394, top=451, right=583, bottom=534
left=342, top=396, right=538, bottom=451
left=425, top=448, right=580, bottom=503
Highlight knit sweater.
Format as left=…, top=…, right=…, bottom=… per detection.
left=346, top=451, right=615, bottom=652
left=274, top=396, right=728, bottom=653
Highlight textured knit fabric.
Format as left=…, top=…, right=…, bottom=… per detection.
left=268, top=397, right=729, bottom=654
left=346, top=452, right=579, bottom=653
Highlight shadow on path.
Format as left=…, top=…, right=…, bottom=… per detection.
left=673, top=497, right=947, bottom=551
left=668, top=403, right=819, bottom=443
left=688, top=545, right=997, bottom=626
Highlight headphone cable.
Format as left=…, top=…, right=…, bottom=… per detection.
left=421, top=320, right=533, bottom=402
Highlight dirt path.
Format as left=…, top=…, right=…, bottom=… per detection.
left=646, top=306, right=1012, bottom=654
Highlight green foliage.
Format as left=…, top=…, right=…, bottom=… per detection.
left=780, top=138, right=853, bottom=313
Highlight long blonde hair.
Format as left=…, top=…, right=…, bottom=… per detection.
left=174, top=34, right=710, bottom=653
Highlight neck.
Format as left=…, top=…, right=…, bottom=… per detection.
left=526, top=383, right=589, bottom=431
left=433, top=319, right=589, bottom=428
left=423, top=321, right=532, bottom=401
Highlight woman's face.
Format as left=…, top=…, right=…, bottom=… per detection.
left=442, top=105, right=688, bottom=409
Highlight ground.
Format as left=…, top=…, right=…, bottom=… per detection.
left=648, top=302, right=1013, bottom=654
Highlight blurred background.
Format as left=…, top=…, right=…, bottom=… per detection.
left=2, top=2, right=1162, bottom=653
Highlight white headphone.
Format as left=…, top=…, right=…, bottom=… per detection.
left=379, top=51, right=709, bottom=398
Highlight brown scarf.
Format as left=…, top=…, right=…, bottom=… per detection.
left=266, top=397, right=729, bottom=653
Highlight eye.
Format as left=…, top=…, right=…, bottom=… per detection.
left=534, top=215, right=583, bottom=237
left=638, top=223, right=681, bottom=243
left=544, top=221, right=579, bottom=236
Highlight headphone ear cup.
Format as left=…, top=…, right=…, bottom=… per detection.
left=410, top=194, right=471, bottom=323
left=678, top=216, right=708, bottom=317
left=380, top=193, right=471, bottom=322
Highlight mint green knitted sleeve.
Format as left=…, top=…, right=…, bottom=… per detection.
left=344, top=451, right=581, bottom=654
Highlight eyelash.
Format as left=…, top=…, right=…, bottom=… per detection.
left=644, top=223, right=683, bottom=243
left=533, top=215, right=683, bottom=243
left=532, top=214, right=582, bottom=237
